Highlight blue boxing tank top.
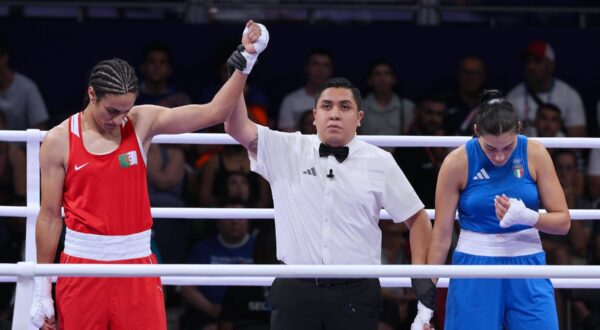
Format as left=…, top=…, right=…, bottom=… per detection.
left=458, top=135, right=538, bottom=233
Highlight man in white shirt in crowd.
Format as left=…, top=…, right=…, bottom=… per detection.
left=507, top=40, right=586, bottom=137
left=225, top=75, right=434, bottom=330
left=276, top=48, right=333, bottom=132
left=360, top=59, right=415, bottom=153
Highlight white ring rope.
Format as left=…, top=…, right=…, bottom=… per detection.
left=0, top=276, right=596, bottom=289
left=2, top=263, right=599, bottom=279
left=0, top=276, right=594, bottom=289
left=2, top=130, right=600, bottom=148
left=1, top=206, right=599, bottom=220
left=159, top=277, right=600, bottom=289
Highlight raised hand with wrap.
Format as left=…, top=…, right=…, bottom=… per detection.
left=227, top=20, right=269, bottom=76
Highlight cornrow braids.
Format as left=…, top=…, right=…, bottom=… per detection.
left=86, top=59, right=138, bottom=104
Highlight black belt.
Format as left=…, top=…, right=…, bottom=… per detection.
left=296, top=278, right=365, bottom=287
left=277, top=261, right=366, bottom=287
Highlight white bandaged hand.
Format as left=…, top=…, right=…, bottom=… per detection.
left=30, top=277, right=54, bottom=328
left=499, top=198, right=539, bottom=228
left=410, top=301, right=434, bottom=330
left=240, top=23, right=269, bottom=74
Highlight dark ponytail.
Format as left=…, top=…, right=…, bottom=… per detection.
left=474, top=89, right=520, bottom=136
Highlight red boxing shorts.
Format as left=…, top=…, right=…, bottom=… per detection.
left=56, top=253, right=166, bottom=330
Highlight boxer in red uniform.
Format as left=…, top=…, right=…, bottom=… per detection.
left=30, top=21, right=269, bottom=330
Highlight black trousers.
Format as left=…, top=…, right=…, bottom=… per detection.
left=269, top=278, right=381, bottom=330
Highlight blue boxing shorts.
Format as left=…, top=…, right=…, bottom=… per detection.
left=444, top=251, right=558, bottom=330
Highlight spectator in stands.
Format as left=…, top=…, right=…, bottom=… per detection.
left=181, top=199, right=255, bottom=330
left=189, top=171, right=254, bottom=248
left=137, top=43, right=191, bottom=266
left=360, top=59, right=415, bottom=144
left=218, top=225, right=277, bottom=330
left=507, top=40, right=586, bottom=137
left=0, top=111, right=25, bottom=205
left=444, top=56, right=487, bottom=136
left=277, top=48, right=333, bottom=132
left=298, top=109, right=317, bottom=135
left=547, top=149, right=592, bottom=263
left=547, top=149, right=594, bottom=328
left=587, top=149, right=600, bottom=204
left=533, top=103, right=565, bottom=138
left=0, top=111, right=26, bottom=327
left=394, top=94, right=448, bottom=208
left=198, top=144, right=270, bottom=208
left=569, top=217, right=600, bottom=329
left=378, top=220, right=418, bottom=330
left=0, top=33, right=49, bottom=130
left=137, top=43, right=191, bottom=107
left=224, top=172, right=252, bottom=203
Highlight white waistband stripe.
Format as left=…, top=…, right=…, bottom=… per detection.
left=64, top=228, right=151, bottom=261
left=456, top=228, right=543, bottom=257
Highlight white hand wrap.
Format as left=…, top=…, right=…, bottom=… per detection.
left=240, top=23, right=269, bottom=74
left=30, top=277, right=54, bottom=328
left=410, top=301, right=433, bottom=330
left=499, top=198, right=539, bottom=228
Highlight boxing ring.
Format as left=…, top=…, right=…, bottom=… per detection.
left=1, top=129, right=600, bottom=330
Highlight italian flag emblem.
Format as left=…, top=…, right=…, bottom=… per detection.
left=118, top=151, right=138, bottom=168
left=512, top=158, right=524, bottom=178
left=513, top=168, right=524, bottom=178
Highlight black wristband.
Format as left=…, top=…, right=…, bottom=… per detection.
left=411, top=278, right=437, bottom=311
left=226, top=45, right=247, bottom=77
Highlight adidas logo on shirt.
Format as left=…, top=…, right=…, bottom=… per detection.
left=302, top=167, right=316, bottom=176
left=473, top=168, right=490, bottom=180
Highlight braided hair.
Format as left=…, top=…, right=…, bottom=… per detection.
left=84, top=59, right=138, bottom=106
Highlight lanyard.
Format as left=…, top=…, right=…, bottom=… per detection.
left=523, top=79, right=555, bottom=122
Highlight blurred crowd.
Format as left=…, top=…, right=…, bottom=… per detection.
left=1, top=30, right=599, bottom=330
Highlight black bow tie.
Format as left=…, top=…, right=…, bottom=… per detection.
left=319, top=143, right=349, bottom=163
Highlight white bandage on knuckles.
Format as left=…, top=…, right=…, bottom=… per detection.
left=499, top=198, right=539, bottom=228
left=410, top=301, right=433, bottom=330
left=30, top=277, right=54, bottom=328
left=240, top=23, right=270, bottom=74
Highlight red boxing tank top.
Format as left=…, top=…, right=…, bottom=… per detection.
left=63, top=112, right=152, bottom=235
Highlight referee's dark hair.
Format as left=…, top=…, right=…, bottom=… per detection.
left=314, top=77, right=362, bottom=111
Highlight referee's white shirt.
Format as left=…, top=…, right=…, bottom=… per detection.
left=249, top=125, right=424, bottom=265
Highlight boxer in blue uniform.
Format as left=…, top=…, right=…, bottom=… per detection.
left=420, top=89, right=570, bottom=330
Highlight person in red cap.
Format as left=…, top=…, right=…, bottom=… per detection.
left=506, top=40, right=586, bottom=137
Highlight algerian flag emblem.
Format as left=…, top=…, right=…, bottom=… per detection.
left=118, top=151, right=138, bottom=168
